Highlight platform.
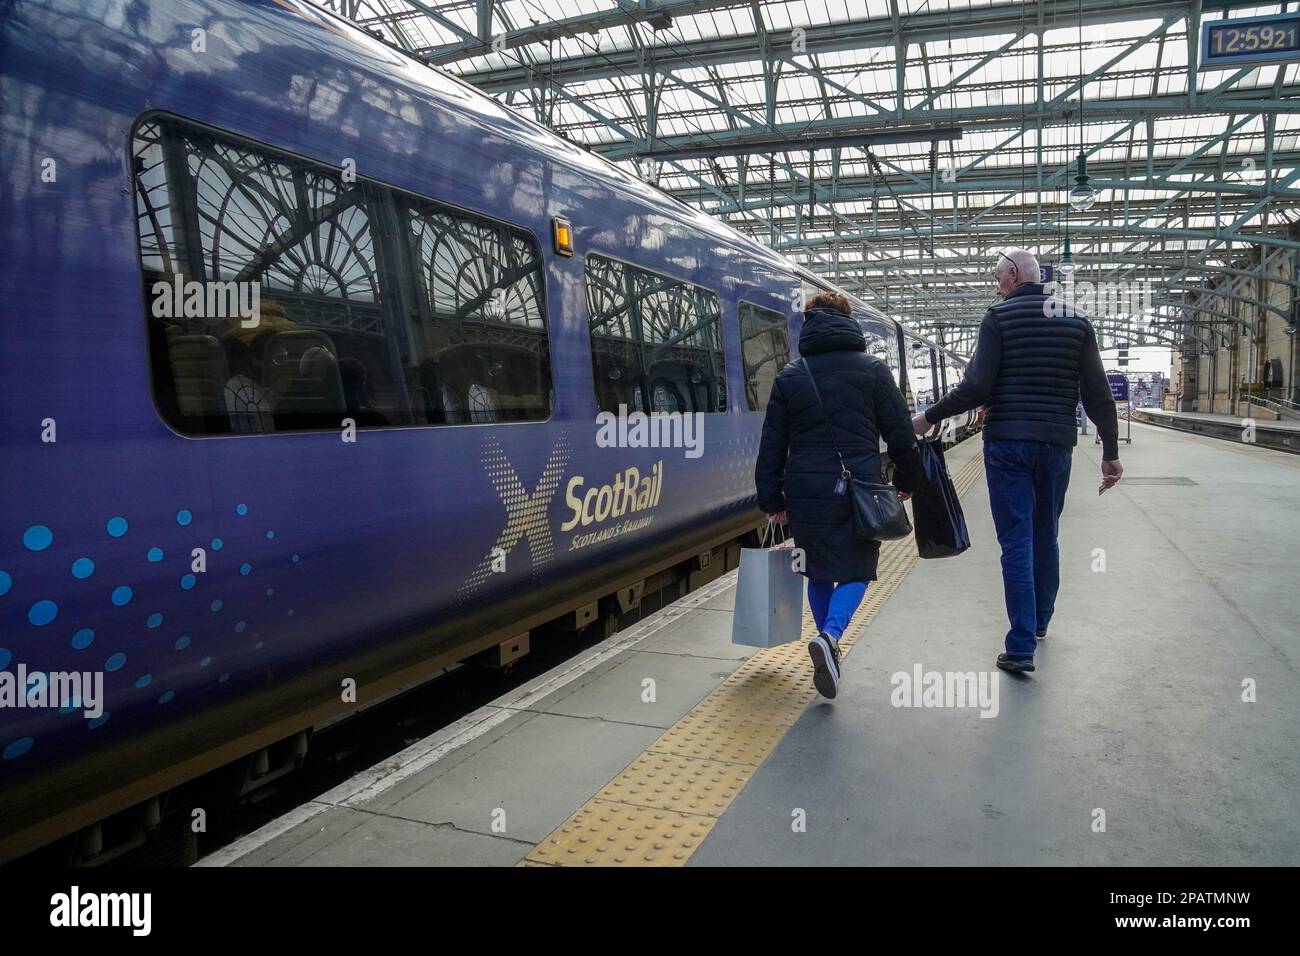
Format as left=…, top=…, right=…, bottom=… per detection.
left=203, top=422, right=1300, bottom=867
left=1133, top=408, right=1300, bottom=455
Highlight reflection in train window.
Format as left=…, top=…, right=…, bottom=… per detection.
left=905, top=336, right=940, bottom=413
left=860, top=317, right=901, bottom=380
left=131, top=115, right=551, bottom=436
left=739, top=301, right=790, bottom=411
left=585, top=254, right=727, bottom=414
left=404, top=199, right=551, bottom=425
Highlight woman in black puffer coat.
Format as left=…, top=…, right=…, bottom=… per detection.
left=754, top=292, right=923, bottom=699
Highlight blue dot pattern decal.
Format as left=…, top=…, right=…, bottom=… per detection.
left=2, top=499, right=301, bottom=759
left=3, top=738, right=34, bottom=760
left=28, top=600, right=57, bottom=626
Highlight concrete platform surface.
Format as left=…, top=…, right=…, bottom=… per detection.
left=1139, top=407, right=1300, bottom=433
left=204, top=424, right=1299, bottom=867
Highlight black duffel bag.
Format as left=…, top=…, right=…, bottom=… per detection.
left=912, top=438, right=971, bottom=558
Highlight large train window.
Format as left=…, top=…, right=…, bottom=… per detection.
left=402, top=199, right=551, bottom=425
left=905, top=335, right=940, bottom=413
left=131, top=115, right=551, bottom=435
left=585, top=254, right=727, bottom=414
left=739, top=301, right=790, bottom=411
left=860, top=317, right=901, bottom=379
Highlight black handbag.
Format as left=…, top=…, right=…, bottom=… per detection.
left=800, top=358, right=913, bottom=542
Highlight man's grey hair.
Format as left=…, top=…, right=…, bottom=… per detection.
left=999, top=248, right=1041, bottom=283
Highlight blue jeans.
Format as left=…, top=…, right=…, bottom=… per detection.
left=983, top=440, right=1073, bottom=657
left=807, top=579, right=868, bottom=641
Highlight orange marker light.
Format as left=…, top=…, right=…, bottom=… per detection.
left=552, top=217, right=574, bottom=256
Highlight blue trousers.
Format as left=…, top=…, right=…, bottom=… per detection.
left=807, top=579, right=868, bottom=641
left=983, top=440, right=1073, bottom=657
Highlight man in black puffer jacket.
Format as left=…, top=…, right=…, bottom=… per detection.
left=756, top=292, right=924, bottom=699
left=915, top=249, right=1123, bottom=674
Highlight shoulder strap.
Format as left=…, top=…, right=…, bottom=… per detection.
left=800, top=357, right=851, bottom=478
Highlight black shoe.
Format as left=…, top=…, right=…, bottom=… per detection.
left=996, top=653, right=1035, bottom=673
left=1035, top=626, right=1048, bottom=639
left=808, top=633, right=841, bottom=699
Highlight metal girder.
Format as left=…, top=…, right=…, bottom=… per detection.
left=637, top=126, right=964, bottom=161
left=779, top=221, right=1300, bottom=254
left=440, top=0, right=1271, bottom=89
left=591, top=86, right=1300, bottom=162
left=1163, top=282, right=1289, bottom=319
left=1150, top=297, right=1261, bottom=336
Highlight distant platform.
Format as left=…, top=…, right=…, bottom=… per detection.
left=203, top=423, right=1300, bottom=867
left=1133, top=408, right=1300, bottom=454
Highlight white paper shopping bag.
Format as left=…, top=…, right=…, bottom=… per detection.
left=731, top=528, right=803, bottom=648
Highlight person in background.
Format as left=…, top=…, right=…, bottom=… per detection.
left=914, top=248, right=1122, bottom=673
left=756, top=291, right=924, bottom=699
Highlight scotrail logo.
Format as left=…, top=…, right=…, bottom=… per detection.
left=562, top=461, right=664, bottom=551
left=890, top=664, right=999, bottom=718
left=595, top=405, right=704, bottom=459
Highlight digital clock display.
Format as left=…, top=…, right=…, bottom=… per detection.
left=1202, top=14, right=1300, bottom=69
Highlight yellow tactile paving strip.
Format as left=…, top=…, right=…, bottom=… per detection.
left=523, top=452, right=986, bottom=867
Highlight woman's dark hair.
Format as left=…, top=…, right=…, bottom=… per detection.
left=806, top=291, right=852, bottom=316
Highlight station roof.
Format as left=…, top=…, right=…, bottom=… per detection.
left=326, top=0, right=1300, bottom=352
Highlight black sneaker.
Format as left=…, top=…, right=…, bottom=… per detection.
left=996, top=653, right=1035, bottom=673
left=1035, top=626, right=1049, bottom=639
left=808, top=633, right=841, bottom=699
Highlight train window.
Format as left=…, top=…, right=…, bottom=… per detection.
left=860, top=317, right=901, bottom=379
left=739, top=301, right=790, bottom=411
left=402, top=198, right=551, bottom=425
left=905, top=336, right=940, bottom=413
left=131, top=115, right=551, bottom=435
left=585, top=254, right=727, bottom=414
